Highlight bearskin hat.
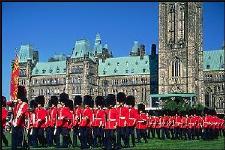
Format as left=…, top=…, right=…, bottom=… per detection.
left=66, top=99, right=74, bottom=111
left=126, top=95, right=135, bottom=107
left=95, top=96, right=104, bottom=107
left=117, top=92, right=126, bottom=103
left=36, top=95, right=45, bottom=107
left=74, top=95, right=82, bottom=106
left=83, top=95, right=93, bottom=107
left=49, top=96, right=58, bottom=107
left=17, top=85, right=27, bottom=102
left=29, top=99, right=38, bottom=110
left=138, top=103, right=145, bottom=113
left=105, top=94, right=116, bottom=108
left=2, top=96, right=6, bottom=107
left=59, top=92, right=69, bottom=104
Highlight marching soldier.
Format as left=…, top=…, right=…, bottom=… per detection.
left=92, top=96, right=105, bottom=148
left=169, top=114, right=175, bottom=140
left=33, top=95, right=47, bottom=147
left=181, top=114, right=188, bottom=140
left=155, top=113, right=161, bottom=139
left=2, top=96, right=9, bottom=147
left=27, top=99, right=38, bottom=147
left=72, top=95, right=83, bottom=147
left=66, top=99, right=74, bottom=147
left=46, top=96, right=58, bottom=147
left=125, top=95, right=138, bottom=147
left=116, top=92, right=129, bottom=149
left=174, top=113, right=182, bottom=140
left=161, top=111, right=170, bottom=140
left=79, top=95, right=93, bottom=149
left=104, top=94, right=117, bottom=150
left=55, top=92, right=71, bottom=148
left=136, top=103, right=148, bottom=143
left=150, top=114, right=156, bottom=139
left=7, top=85, right=29, bottom=149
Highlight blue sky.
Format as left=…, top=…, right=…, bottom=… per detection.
left=2, top=2, right=224, bottom=100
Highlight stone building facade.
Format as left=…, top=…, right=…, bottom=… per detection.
left=13, top=2, right=224, bottom=113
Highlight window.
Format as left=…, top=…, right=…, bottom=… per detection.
left=172, top=58, right=180, bottom=77
left=108, top=63, right=110, bottom=66
left=125, top=69, right=128, bottom=73
left=103, top=70, right=106, bottom=75
left=114, top=68, right=117, bottom=73
left=206, top=65, right=210, bottom=69
left=135, top=61, right=138, bottom=65
left=49, top=68, right=53, bottom=73
left=42, top=69, right=46, bottom=74
left=145, top=61, right=148, bottom=64
left=64, top=68, right=66, bottom=73
left=131, top=69, right=134, bottom=73
left=56, top=66, right=60, bottom=73
left=117, top=62, right=119, bottom=66
left=143, top=69, right=146, bottom=73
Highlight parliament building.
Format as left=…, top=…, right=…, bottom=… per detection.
left=14, top=2, right=224, bottom=114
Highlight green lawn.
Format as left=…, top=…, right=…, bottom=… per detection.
left=2, top=132, right=224, bottom=149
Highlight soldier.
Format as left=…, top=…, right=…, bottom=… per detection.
left=66, top=99, right=74, bottom=147
left=7, top=85, right=29, bottom=149
left=155, top=112, right=161, bottom=139
left=2, top=96, right=9, bottom=147
left=79, top=95, right=93, bottom=149
left=92, top=96, right=105, bottom=148
left=125, top=95, right=138, bottom=147
left=168, top=113, right=175, bottom=140
left=33, top=95, right=47, bottom=147
left=72, top=95, right=83, bottom=147
left=174, top=113, right=182, bottom=140
left=116, top=92, right=129, bottom=149
left=161, top=111, right=170, bottom=140
left=104, top=94, right=117, bottom=150
left=150, top=113, right=156, bottom=139
left=181, top=114, right=188, bottom=140
left=55, top=92, right=71, bottom=148
left=27, top=99, right=38, bottom=147
left=136, top=103, right=148, bottom=143
left=46, top=96, right=58, bottom=147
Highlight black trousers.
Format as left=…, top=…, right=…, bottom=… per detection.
left=73, top=126, right=80, bottom=147
left=155, top=128, right=161, bottom=139
left=93, top=127, right=104, bottom=147
left=80, top=127, right=92, bottom=149
left=12, top=126, right=24, bottom=150
left=1, top=129, right=8, bottom=146
left=46, top=127, right=57, bottom=146
left=150, top=128, right=155, bottom=138
left=33, top=127, right=46, bottom=147
left=55, top=127, right=69, bottom=148
left=104, top=129, right=116, bottom=150
left=175, top=127, right=181, bottom=139
left=126, top=126, right=135, bottom=146
left=117, top=127, right=127, bottom=147
left=136, top=129, right=147, bottom=143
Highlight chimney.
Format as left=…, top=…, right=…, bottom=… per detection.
left=151, top=44, right=156, bottom=56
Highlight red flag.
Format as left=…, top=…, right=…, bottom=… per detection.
left=10, top=54, right=19, bottom=100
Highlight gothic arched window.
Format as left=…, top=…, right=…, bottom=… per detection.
left=172, top=58, right=180, bottom=77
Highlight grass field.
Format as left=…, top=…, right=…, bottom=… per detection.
left=2, top=132, right=225, bottom=149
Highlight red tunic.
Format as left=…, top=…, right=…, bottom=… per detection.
left=73, top=107, right=83, bottom=127
left=151, top=116, right=156, bottom=129
left=175, top=116, right=182, bottom=128
left=56, top=106, right=71, bottom=128
left=10, top=101, right=28, bottom=127
left=92, top=108, right=105, bottom=127
left=162, top=115, right=169, bottom=128
left=169, top=116, right=175, bottom=129
left=68, top=110, right=73, bottom=129
left=116, top=106, right=129, bottom=127
left=47, top=106, right=58, bottom=127
left=80, top=107, right=93, bottom=127
left=2, top=107, right=8, bottom=128
left=155, top=116, right=161, bottom=129
left=105, top=107, right=117, bottom=129
left=34, top=107, right=47, bottom=128
left=181, top=116, right=188, bottom=129
left=136, top=113, right=147, bottom=129
left=127, top=107, right=138, bottom=127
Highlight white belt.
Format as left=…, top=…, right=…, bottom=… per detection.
left=109, top=119, right=116, bottom=121
left=119, top=117, right=125, bottom=119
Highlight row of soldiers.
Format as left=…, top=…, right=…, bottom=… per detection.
left=2, top=85, right=225, bottom=149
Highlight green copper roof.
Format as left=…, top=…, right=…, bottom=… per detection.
left=203, top=49, right=224, bottom=71
left=18, top=44, right=34, bottom=62
left=98, top=55, right=150, bottom=76
left=32, top=61, right=66, bottom=76
left=71, top=39, right=94, bottom=59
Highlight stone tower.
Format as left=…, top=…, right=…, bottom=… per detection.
left=158, top=2, right=205, bottom=104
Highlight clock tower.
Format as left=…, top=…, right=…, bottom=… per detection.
left=158, top=2, right=205, bottom=104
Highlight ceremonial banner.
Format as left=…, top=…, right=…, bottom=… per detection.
left=10, top=54, right=19, bottom=100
